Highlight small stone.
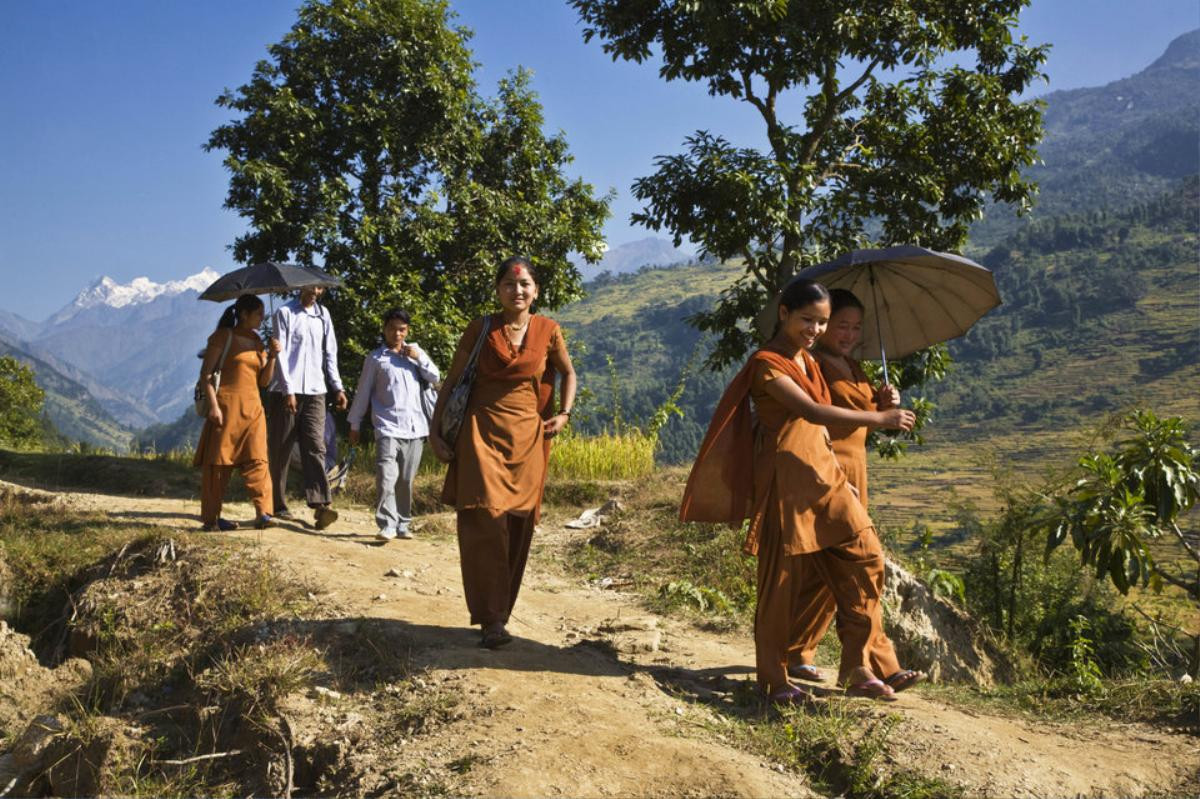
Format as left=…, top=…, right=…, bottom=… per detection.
left=385, top=567, right=404, bottom=577
left=373, top=594, right=387, bottom=601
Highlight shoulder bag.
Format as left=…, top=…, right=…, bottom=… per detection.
left=439, top=316, right=492, bottom=448
left=193, top=330, right=234, bottom=418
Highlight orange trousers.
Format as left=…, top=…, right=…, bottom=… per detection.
left=200, top=461, right=271, bottom=526
left=456, top=509, right=536, bottom=626
left=756, top=524, right=900, bottom=693
left=786, top=527, right=900, bottom=681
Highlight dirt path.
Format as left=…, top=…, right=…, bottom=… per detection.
left=54, top=487, right=1200, bottom=798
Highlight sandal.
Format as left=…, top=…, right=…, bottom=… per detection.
left=480, top=624, right=513, bottom=649
left=201, top=518, right=239, bottom=533
left=769, top=685, right=816, bottom=706
left=787, top=664, right=825, bottom=682
left=845, top=678, right=898, bottom=702
left=884, top=669, right=926, bottom=692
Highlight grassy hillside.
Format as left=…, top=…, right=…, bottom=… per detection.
left=553, top=177, right=1197, bottom=475
left=0, top=340, right=133, bottom=452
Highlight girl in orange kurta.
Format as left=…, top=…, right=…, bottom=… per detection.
left=429, top=257, right=577, bottom=649
left=788, top=289, right=926, bottom=692
left=194, top=294, right=281, bottom=531
left=680, top=279, right=915, bottom=704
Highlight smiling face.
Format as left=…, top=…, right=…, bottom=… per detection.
left=820, top=305, right=864, bottom=357
left=496, top=264, right=539, bottom=313
left=778, top=299, right=831, bottom=351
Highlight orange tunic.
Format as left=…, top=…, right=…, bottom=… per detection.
left=442, top=314, right=564, bottom=513
left=680, top=346, right=871, bottom=555
left=194, top=330, right=269, bottom=467
left=813, top=351, right=875, bottom=508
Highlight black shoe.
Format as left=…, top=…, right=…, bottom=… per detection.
left=313, top=506, right=338, bottom=530
left=480, top=624, right=513, bottom=649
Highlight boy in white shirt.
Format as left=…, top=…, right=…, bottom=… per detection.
left=348, top=309, right=440, bottom=540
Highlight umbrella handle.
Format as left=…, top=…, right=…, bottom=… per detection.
left=869, top=266, right=891, bottom=386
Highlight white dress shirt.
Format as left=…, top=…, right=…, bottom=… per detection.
left=347, top=344, right=440, bottom=439
left=269, top=299, right=344, bottom=395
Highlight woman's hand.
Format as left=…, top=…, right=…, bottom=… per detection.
left=207, top=406, right=224, bottom=427
left=543, top=413, right=569, bottom=438
left=268, top=337, right=282, bottom=357
left=428, top=431, right=454, bottom=463
left=878, top=408, right=916, bottom=432
left=875, top=384, right=901, bottom=409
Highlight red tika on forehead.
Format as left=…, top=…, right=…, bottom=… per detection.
left=512, top=264, right=524, bottom=276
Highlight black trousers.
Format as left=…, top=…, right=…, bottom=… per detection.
left=267, top=392, right=330, bottom=511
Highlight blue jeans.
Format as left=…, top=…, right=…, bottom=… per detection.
left=376, top=436, right=423, bottom=532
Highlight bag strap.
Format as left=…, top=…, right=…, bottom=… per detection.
left=461, top=315, right=492, bottom=382
left=214, top=329, right=235, bottom=374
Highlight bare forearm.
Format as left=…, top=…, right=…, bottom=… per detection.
left=559, top=368, right=577, bottom=413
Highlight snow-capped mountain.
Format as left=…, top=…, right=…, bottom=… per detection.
left=0, top=268, right=228, bottom=427
left=46, top=268, right=220, bottom=325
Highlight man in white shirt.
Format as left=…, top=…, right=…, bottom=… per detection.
left=348, top=308, right=440, bottom=541
left=267, top=285, right=348, bottom=529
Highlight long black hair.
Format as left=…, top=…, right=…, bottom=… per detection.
left=217, top=294, right=264, bottom=329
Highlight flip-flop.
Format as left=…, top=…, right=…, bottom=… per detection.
left=845, top=678, right=898, bottom=702
left=884, top=669, right=926, bottom=692
left=787, top=664, right=824, bottom=682
left=768, top=685, right=817, bottom=706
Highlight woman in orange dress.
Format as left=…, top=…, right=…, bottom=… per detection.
left=429, top=257, right=576, bottom=649
left=681, top=279, right=915, bottom=704
left=194, top=294, right=281, bottom=531
left=787, top=288, right=926, bottom=692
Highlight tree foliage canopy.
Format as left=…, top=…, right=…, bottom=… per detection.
left=208, top=0, right=610, bottom=368
left=0, top=356, right=45, bottom=448
left=1046, top=411, right=1199, bottom=599
left=573, top=0, right=1048, bottom=366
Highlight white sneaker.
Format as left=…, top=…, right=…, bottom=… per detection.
left=397, top=527, right=413, bottom=540
left=376, top=528, right=398, bottom=541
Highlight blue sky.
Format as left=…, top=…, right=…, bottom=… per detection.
left=1, top=1, right=1196, bottom=321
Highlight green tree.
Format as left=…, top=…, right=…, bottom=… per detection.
left=1045, top=411, right=1200, bottom=675
left=573, top=0, right=1047, bottom=367
left=207, top=0, right=610, bottom=369
left=0, top=356, right=46, bottom=448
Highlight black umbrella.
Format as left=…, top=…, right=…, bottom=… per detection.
left=796, top=245, right=1001, bottom=383
left=198, top=262, right=343, bottom=302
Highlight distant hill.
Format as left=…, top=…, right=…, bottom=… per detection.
left=970, top=28, right=1200, bottom=247
left=554, top=176, right=1198, bottom=464
left=578, top=236, right=690, bottom=277
left=0, top=334, right=133, bottom=451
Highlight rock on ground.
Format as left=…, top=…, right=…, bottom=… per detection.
left=883, top=557, right=1015, bottom=685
